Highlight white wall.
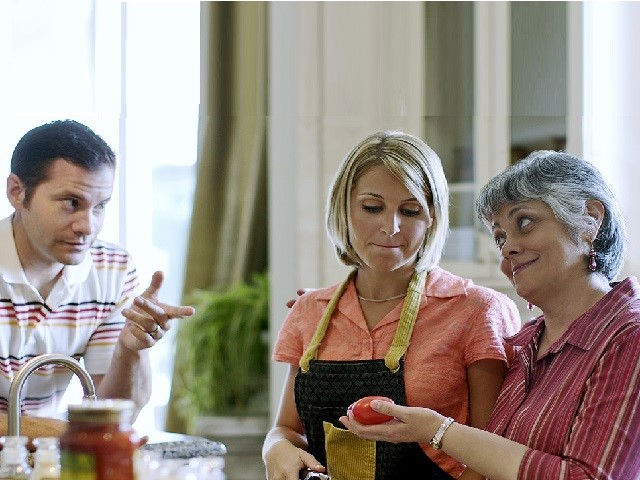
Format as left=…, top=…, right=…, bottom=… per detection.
left=583, top=1, right=640, bottom=279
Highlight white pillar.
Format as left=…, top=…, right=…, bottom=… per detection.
left=583, top=2, right=640, bottom=278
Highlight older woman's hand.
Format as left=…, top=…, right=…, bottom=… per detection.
left=339, top=399, right=441, bottom=445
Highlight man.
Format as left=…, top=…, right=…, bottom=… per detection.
left=0, top=120, right=194, bottom=436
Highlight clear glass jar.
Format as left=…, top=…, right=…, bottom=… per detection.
left=135, top=456, right=225, bottom=480
left=59, top=399, right=141, bottom=480
left=0, top=436, right=31, bottom=480
left=31, top=437, right=60, bottom=480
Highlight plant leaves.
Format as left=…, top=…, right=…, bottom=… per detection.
left=173, top=272, right=269, bottom=421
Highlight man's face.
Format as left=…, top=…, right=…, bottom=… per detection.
left=9, top=158, right=115, bottom=269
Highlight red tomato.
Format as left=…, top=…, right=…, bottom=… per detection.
left=348, top=396, right=395, bottom=424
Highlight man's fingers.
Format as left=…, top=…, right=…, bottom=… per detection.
left=157, top=302, right=195, bottom=318
left=131, top=296, right=194, bottom=322
left=142, top=271, right=164, bottom=297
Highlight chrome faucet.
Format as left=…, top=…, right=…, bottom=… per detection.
left=8, top=353, right=97, bottom=436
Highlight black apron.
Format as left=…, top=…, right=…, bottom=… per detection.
left=294, top=269, right=454, bottom=480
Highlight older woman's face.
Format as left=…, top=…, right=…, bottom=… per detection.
left=490, top=199, right=590, bottom=305
left=349, top=165, right=432, bottom=273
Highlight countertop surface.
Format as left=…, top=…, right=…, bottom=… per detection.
left=141, top=431, right=227, bottom=459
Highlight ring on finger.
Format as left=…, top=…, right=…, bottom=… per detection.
left=148, top=324, right=160, bottom=336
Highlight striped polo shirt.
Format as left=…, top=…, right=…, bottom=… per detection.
left=487, top=277, right=640, bottom=479
left=0, top=216, right=139, bottom=417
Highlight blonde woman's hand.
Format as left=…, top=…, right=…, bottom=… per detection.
left=264, top=439, right=326, bottom=480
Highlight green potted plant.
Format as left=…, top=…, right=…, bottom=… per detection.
left=172, top=272, right=270, bottom=435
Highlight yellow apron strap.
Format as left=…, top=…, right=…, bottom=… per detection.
left=299, top=268, right=427, bottom=373
left=384, top=269, right=428, bottom=373
left=299, top=270, right=357, bottom=372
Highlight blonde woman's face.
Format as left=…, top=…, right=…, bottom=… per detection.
left=348, top=165, right=432, bottom=273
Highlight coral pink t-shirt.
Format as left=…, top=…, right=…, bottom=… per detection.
left=273, top=267, right=521, bottom=477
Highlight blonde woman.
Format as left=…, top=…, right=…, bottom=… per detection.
left=263, top=131, right=520, bottom=480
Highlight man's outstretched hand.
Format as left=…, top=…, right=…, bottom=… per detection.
left=121, top=271, right=196, bottom=350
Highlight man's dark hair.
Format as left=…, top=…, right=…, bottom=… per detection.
left=11, top=119, right=116, bottom=204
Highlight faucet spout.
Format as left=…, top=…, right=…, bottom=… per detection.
left=8, top=353, right=97, bottom=436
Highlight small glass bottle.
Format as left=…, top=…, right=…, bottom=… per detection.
left=59, top=399, right=141, bottom=480
left=31, top=437, right=61, bottom=480
left=0, top=436, right=32, bottom=480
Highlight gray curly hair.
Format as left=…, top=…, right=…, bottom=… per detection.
left=476, top=150, right=627, bottom=281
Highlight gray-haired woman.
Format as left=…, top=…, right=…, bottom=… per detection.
left=342, top=151, right=640, bottom=479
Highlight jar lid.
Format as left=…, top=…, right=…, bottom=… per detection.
left=67, top=399, right=135, bottom=423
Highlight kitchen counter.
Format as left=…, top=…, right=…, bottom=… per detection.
left=141, top=431, right=226, bottom=459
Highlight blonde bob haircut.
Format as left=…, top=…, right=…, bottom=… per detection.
left=326, top=131, right=449, bottom=272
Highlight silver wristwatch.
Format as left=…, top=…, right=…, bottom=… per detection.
left=429, top=416, right=455, bottom=450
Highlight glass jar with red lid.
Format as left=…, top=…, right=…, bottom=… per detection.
left=59, top=399, right=141, bottom=480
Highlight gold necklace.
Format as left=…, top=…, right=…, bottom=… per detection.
left=357, top=293, right=406, bottom=303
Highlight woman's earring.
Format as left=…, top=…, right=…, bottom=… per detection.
left=588, top=245, right=597, bottom=272
left=527, top=302, right=535, bottom=311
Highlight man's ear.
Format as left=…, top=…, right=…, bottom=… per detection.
left=6, top=173, right=27, bottom=209
left=585, top=199, right=605, bottom=240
